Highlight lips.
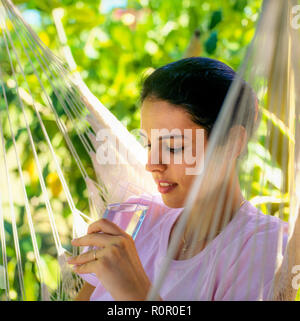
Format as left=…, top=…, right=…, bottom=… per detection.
left=156, top=180, right=178, bottom=194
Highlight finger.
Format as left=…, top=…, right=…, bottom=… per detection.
left=71, top=232, right=117, bottom=247
left=87, top=218, right=125, bottom=236
left=72, top=247, right=110, bottom=275
left=67, top=248, right=103, bottom=265
left=72, top=259, right=99, bottom=275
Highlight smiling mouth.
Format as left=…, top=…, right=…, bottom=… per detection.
left=157, top=182, right=178, bottom=194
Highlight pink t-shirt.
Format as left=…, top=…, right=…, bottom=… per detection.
left=80, top=193, right=288, bottom=301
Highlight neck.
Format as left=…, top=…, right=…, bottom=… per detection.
left=172, top=172, right=244, bottom=259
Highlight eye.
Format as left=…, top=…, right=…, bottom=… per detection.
left=166, top=146, right=184, bottom=154
left=144, top=144, right=184, bottom=153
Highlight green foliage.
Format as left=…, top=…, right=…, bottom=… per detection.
left=205, top=31, right=218, bottom=54
left=208, top=10, right=223, bottom=30
left=14, top=0, right=262, bottom=130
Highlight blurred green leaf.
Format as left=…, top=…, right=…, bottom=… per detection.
left=208, top=10, right=223, bottom=30
left=205, top=31, right=218, bottom=54
left=233, top=0, right=248, bottom=12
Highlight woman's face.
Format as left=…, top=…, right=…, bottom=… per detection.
left=140, top=98, right=208, bottom=208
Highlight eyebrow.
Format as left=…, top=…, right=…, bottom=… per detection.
left=139, top=131, right=184, bottom=140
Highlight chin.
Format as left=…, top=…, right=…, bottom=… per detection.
left=161, top=195, right=184, bottom=209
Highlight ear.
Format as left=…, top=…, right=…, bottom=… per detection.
left=227, top=125, right=248, bottom=159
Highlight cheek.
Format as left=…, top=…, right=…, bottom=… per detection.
left=173, top=163, right=195, bottom=188
left=182, top=140, right=206, bottom=176
left=190, top=131, right=207, bottom=160
left=182, top=174, right=197, bottom=191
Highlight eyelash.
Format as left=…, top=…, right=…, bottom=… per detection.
left=144, top=144, right=184, bottom=154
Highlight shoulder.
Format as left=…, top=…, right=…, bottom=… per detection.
left=214, top=202, right=289, bottom=300
left=217, top=201, right=289, bottom=270
left=218, top=201, right=289, bottom=275
left=238, top=201, right=288, bottom=247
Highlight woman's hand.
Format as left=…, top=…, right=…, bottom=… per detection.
left=67, top=218, right=152, bottom=301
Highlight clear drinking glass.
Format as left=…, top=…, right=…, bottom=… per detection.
left=65, top=202, right=148, bottom=259
left=102, top=202, right=149, bottom=240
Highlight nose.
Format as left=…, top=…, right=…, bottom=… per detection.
left=145, top=148, right=167, bottom=173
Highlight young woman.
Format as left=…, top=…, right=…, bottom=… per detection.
left=67, top=57, right=288, bottom=301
